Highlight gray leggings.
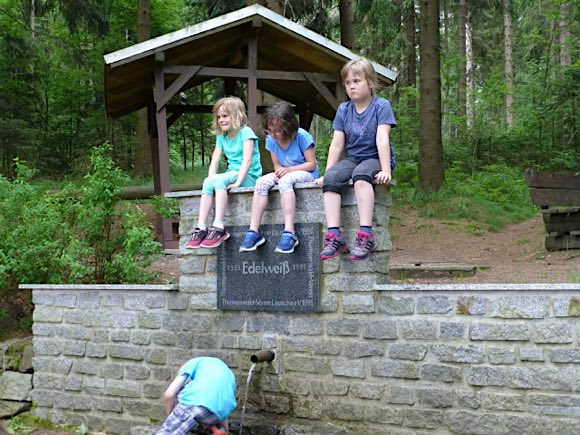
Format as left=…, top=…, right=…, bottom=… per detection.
left=322, top=158, right=381, bottom=194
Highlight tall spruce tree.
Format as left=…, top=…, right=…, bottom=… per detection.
left=418, top=0, right=444, bottom=192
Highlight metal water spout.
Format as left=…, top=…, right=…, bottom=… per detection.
left=239, top=350, right=276, bottom=435
left=250, top=350, right=275, bottom=364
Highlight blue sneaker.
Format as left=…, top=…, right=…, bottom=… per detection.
left=275, top=231, right=299, bottom=253
left=239, top=230, right=266, bottom=252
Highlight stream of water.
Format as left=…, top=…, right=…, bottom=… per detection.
left=238, top=362, right=256, bottom=435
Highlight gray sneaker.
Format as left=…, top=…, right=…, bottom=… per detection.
left=320, top=232, right=349, bottom=260
left=350, top=231, right=375, bottom=260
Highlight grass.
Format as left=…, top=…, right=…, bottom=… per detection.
left=391, top=162, right=538, bottom=234
left=4, top=412, right=87, bottom=435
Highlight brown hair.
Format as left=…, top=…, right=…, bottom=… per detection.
left=341, top=58, right=380, bottom=95
left=211, top=96, right=248, bottom=135
left=262, top=101, right=299, bottom=139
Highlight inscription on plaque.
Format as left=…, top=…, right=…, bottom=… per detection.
left=217, top=223, right=320, bottom=312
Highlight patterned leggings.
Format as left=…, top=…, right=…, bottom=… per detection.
left=254, top=170, right=314, bottom=196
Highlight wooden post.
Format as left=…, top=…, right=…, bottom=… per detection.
left=153, top=53, right=177, bottom=249
left=247, top=27, right=259, bottom=132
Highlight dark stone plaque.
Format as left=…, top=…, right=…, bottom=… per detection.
left=217, top=223, right=320, bottom=312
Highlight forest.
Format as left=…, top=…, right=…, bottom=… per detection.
left=0, top=0, right=578, bottom=366
left=0, top=0, right=577, bottom=186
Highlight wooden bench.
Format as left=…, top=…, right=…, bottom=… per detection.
left=524, top=168, right=580, bottom=250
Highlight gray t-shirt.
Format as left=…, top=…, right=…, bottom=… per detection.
left=332, top=96, right=397, bottom=168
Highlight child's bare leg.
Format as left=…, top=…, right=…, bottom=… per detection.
left=249, top=194, right=268, bottom=231
left=280, top=191, right=296, bottom=233
left=323, top=191, right=342, bottom=228
left=354, top=180, right=374, bottom=226
left=198, top=194, right=213, bottom=227
left=213, top=189, right=228, bottom=227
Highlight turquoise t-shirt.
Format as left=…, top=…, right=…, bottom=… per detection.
left=216, top=125, right=262, bottom=186
left=177, top=357, right=237, bottom=421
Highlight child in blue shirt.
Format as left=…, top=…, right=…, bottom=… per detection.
left=240, top=101, right=319, bottom=253
left=315, top=58, right=396, bottom=261
left=186, top=96, right=262, bottom=249
left=156, top=357, right=236, bottom=435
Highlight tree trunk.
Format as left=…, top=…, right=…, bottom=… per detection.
left=247, top=0, right=283, bottom=14
left=442, top=0, right=450, bottom=135
left=134, top=0, right=152, bottom=177
left=30, top=0, right=35, bottom=38
left=559, top=2, right=571, bottom=67
left=457, top=0, right=467, bottom=122
left=418, top=0, right=444, bottom=193
left=466, top=10, right=475, bottom=128
left=396, top=0, right=417, bottom=108
left=339, top=0, right=355, bottom=49
left=503, top=0, right=514, bottom=128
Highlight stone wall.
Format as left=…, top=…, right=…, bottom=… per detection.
left=22, top=186, right=580, bottom=434
left=0, top=337, right=33, bottom=419
left=172, top=182, right=393, bottom=296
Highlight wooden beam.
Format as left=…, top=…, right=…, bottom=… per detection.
left=156, top=66, right=201, bottom=110
left=304, top=72, right=340, bottom=111
left=167, top=104, right=270, bottom=113
left=247, top=31, right=258, bottom=131
left=153, top=62, right=174, bottom=247
left=524, top=168, right=580, bottom=189
left=162, top=64, right=337, bottom=82
left=167, top=111, right=182, bottom=128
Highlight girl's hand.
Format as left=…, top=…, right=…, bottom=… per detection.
left=374, top=171, right=392, bottom=184
left=275, top=167, right=290, bottom=178
left=314, top=176, right=324, bottom=187
left=227, top=182, right=241, bottom=190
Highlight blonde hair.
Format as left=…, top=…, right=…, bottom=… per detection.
left=211, top=96, right=248, bottom=135
left=341, top=58, right=380, bottom=95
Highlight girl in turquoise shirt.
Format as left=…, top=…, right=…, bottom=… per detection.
left=186, top=96, right=262, bottom=249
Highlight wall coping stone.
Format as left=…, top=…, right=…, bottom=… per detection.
left=165, top=180, right=395, bottom=199
left=19, top=284, right=178, bottom=291
left=165, top=181, right=321, bottom=199
left=374, top=283, right=580, bottom=291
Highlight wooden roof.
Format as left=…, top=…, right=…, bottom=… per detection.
left=104, top=4, right=397, bottom=120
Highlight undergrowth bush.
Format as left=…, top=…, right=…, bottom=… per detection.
left=0, top=144, right=162, bottom=336
left=392, top=162, right=537, bottom=232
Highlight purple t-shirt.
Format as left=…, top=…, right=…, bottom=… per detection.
left=332, top=96, right=396, bottom=167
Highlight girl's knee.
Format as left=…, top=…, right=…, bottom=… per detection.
left=278, top=180, right=295, bottom=194
left=202, top=179, right=215, bottom=196
left=254, top=183, right=270, bottom=196
left=352, top=174, right=374, bottom=185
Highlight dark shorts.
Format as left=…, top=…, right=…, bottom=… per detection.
left=156, top=403, right=220, bottom=435
left=322, top=158, right=381, bottom=194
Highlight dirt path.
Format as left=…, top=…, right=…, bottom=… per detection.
left=389, top=208, right=579, bottom=283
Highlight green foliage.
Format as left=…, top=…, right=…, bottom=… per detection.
left=393, top=163, right=537, bottom=232
left=150, top=195, right=180, bottom=220
left=0, top=145, right=161, bottom=334
left=64, top=144, right=162, bottom=283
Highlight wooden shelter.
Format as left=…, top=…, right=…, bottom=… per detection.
left=103, top=4, right=397, bottom=248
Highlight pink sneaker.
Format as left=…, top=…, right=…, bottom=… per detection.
left=200, top=226, right=230, bottom=248
left=185, top=227, right=208, bottom=249
left=320, top=232, right=349, bottom=260
left=350, top=231, right=375, bottom=260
